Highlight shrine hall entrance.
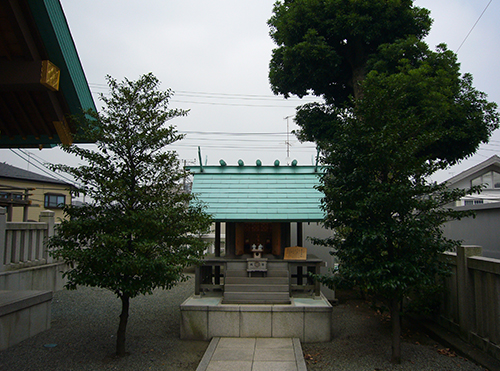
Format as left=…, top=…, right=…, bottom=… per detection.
left=225, top=222, right=291, bottom=258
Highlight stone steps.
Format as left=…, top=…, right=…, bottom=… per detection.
left=223, top=267, right=291, bottom=304
left=224, top=284, right=289, bottom=292
left=225, top=269, right=289, bottom=277
left=222, top=291, right=291, bottom=304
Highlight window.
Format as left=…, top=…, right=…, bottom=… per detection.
left=0, top=192, right=22, bottom=201
left=471, top=171, right=500, bottom=189
left=464, top=200, right=484, bottom=206
left=44, top=194, right=66, bottom=209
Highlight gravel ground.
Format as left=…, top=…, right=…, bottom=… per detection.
left=303, top=290, right=487, bottom=371
left=0, top=277, right=490, bottom=371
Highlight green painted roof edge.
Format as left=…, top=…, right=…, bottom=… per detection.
left=28, top=0, right=97, bottom=142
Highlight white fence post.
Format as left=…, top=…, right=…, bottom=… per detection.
left=39, top=210, right=55, bottom=264
left=0, top=208, right=6, bottom=272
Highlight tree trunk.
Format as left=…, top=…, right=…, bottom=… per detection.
left=390, top=298, right=402, bottom=364
left=116, top=294, right=130, bottom=356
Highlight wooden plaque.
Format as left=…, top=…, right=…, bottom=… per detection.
left=284, top=246, right=307, bottom=260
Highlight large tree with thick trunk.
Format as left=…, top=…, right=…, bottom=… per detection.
left=269, top=0, right=499, bottom=363
left=48, top=73, right=211, bottom=356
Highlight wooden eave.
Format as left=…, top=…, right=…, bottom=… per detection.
left=0, top=0, right=96, bottom=148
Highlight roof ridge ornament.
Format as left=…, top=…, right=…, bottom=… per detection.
left=274, top=159, right=280, bottom=166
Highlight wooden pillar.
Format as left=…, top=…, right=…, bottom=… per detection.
left=215, top=222, right=221, bottom=257
left=214, top=222, right=221, bottom=284
left=280, top=222, right=290, bottom=259
left=297, top=222, right=303, bottom=246
left=22, top=188, right=30, bottom=222
left=297, top=222, right=303, bottom=285
left=225, top=222, right=236, bottom=258
left=194, top=265, right=201, bottom=296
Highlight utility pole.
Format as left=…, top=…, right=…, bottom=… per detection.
left=284, top=115, right=294, bottom=165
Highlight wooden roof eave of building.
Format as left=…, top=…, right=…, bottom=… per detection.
left=0, top=0, right=96, bottom=148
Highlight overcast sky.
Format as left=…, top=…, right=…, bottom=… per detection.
left=2, top=0, right=499, bottom=182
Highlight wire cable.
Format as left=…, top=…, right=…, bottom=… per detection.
left=456, top=0, right=493, bottom=52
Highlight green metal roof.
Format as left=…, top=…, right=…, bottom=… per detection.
left=187, top=164, right=325, bottom=222
left=28, top=0, right=96, bottom=123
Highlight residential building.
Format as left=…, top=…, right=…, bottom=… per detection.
left=443, top=155, right=500, bottom=259
left=0, top=162, right=72, bottom=222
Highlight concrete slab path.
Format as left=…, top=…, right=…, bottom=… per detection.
left=196, top=337, right=307, bottom=371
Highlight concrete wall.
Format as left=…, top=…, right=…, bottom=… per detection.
left=292, top=222, right=336, bottom=301
left=442, top=203, right=500, bottom=259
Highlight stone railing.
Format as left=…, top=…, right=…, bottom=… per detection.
left=0, top=209, right=56, bottom=272
left=439, top=245, right=500, bottom=361
left=0, top=208, right=66, bottom=292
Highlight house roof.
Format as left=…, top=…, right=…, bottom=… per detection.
left=187, top=163, right=324, bottom=222
left=0, top=0, right=96, bottom=148
left=0, top=162, right=70, bottom=186
left=445, top=155, right=500, bottom=187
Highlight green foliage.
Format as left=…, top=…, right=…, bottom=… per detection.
left=269, top=0, right=432, bottom=102
left=49, top=73, right=212, bottom=299
left=269, top=1, right=499, bottom=363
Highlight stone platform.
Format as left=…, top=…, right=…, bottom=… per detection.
left=180, top=294, right=332, bottom=342
left=0, top=290, right=52, bottom=350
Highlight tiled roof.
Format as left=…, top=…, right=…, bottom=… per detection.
left=187, top=164, right=324, bottom=222
left=0, top=162, right=70, bottom=185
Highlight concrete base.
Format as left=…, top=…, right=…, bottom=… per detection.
left=0, top=290, right=53, bottom=351
left=180, top=294, right=332, bottom=342
left=0, top=262, right=67, bottom=291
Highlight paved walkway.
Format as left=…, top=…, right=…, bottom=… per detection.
left=196, top=337, right=307, bottom=371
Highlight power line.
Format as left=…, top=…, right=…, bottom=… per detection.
left=179, top=131, right=287, bottom=135
left=8, top=149, right=70, bottom=183
left=88, top=84, right=321, bottom=108
left=456, top=0, right=493, bottom=52
left=16, top=149, right=78, bottom=185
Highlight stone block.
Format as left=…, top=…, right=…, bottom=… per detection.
left=208, top=307, right=240, bottom=338
left=0, top=312, right=11, bottom=350
left=218, top=337, right=255, bottom=348
left=272, top=310, right=304, bottom=340
left=254, top=347, right=295, bottom=361
left=252, top=361, right=297, bottom=371
left=240, top=306, right=272, bottom=337
left=0, top=290, right=53, bottom=350
left=9, top=308, right=30, bottom=347
left=18, top=269, right=33, bottom=291
left=29, top=301, right=51, bottom=337
left=32, top=268, right=48, bottom=290
left=180, top=307, right=208, bottom=340
left=255, top=337, right=293, bottom=348
left=1, top=272, right=20, bottom=291
left=211, top=347, right=254, bottom=362
left=304, top=310, right=331, bottom=342
left=206, top=360, right=252, bottom=371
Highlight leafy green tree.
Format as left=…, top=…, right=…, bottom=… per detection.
left=49, top=73, right=211, bottom=356
left=269, top=0, right=499, bottom=363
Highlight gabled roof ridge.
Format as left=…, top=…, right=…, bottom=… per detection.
left=444, top=155, right=500, bottom=186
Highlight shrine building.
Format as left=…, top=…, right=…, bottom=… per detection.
left=180, top=159, right=333, bottom=342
